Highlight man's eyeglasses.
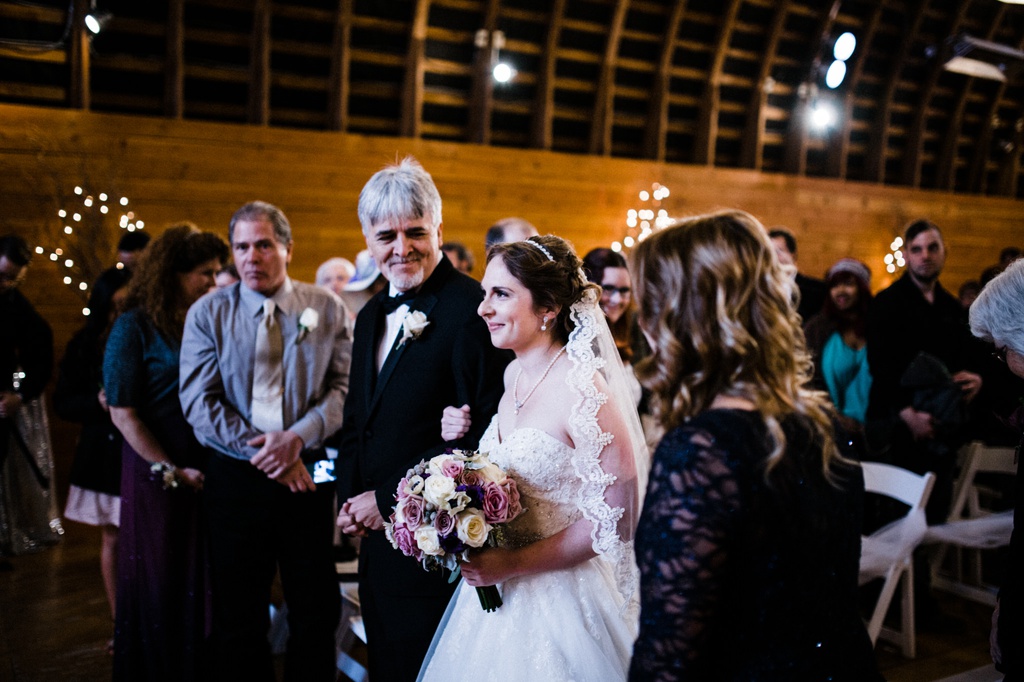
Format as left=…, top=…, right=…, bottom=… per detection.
left=993, top=346, right=1008, bottom=363
left=601, top=285, right=631, bottom=298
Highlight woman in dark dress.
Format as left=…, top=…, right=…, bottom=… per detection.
left=55, top=274, right=128, bottom=642
left=628, top=211, right=882, bottom=682
left=104, top=224, right=227, bottom=681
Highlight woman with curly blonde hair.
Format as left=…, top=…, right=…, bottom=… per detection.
left=104, top=223, right=227, bottom=681
left=628, top=211, right=880, bottom=682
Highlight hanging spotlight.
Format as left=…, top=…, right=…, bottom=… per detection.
left=85, top=10, right=113, bottom=35
left=825, top=60, right=847, bottom=89
left=493, top=63, right=515, bottom=83
left=833, top=32, right=857, bottom=61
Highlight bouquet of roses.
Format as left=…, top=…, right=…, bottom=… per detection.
left=384, top=448, right=523, bottom=611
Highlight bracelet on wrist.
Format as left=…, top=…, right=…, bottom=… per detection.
left=150, top=461, right=179, bottom=490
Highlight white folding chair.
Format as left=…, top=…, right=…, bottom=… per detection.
left=336, top=581, right=368, bottom=682
left=927, top=441, right=1016, bottom=606
left=859, top=461, right=937, bottom=659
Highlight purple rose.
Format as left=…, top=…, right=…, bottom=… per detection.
left=440, top=459, right=464, bottom=479
left=482, top=482, right=510, bottom=523
left=396, top=477, right=411, bottom=500
left=401, top=495, right=426, bottom=529
left=503, top=480, right=523, bottom=520
left=391, top=523, right=418, bottom=558
left=434, top=509, right=457, bottom=537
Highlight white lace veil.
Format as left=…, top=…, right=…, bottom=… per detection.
left=564, top=285, right=649, bottom=620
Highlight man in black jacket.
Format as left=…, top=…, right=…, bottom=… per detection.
left=336, top=157, right=508, bottom=682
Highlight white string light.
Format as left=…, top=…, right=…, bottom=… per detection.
left=884, top=236, right=906, bottom=274
left=618, top=183, right=673, bottom=250
left=36, top=185, right=144, bottom=315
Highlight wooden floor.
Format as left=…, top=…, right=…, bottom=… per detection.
left=0, top=521, right=996, bottom=682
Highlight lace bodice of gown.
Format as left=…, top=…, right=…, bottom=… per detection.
left=478, top=416, right=581, bottom=546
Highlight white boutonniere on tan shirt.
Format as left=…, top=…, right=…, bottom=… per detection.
left=296, top=307, right=319, bottom=344
left=399, top=310, right=430, bottom=346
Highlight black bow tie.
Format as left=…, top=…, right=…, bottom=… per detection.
left=380, top=291, right=417, bottom=314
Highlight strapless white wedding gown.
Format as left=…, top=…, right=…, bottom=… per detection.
left=417, top=417, right=636, bottom=682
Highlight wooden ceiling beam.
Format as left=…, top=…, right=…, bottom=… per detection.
left=865, top=0, right=928, bottom=183
left=643, top=0, right=687, bottom=160
left=468, top=0, right=501, bottom=145
left=327, top=0, right=353, bottom=131
left=937, top=4, right=1005, bottom=190
left=782, top=0, right=841, bottom=177
left=968, top=24, right=1024, bottom=194
left=589, top=0, right=630, bottom=156
left=739, top=0, right=790, bottom=170
left=694, top=0, right=742, bottom=165
left=900, top=1, right=971, bottom=188
left=401, top=0, right=431, bottom=138
left=826, top=0, right=884, bottom=179
left=247, top=0, right=271, bottom=126
left=165, top=0, right=184, bottom=119
left=996, top=116, right=1024, bottom=196
left=68, top=0, right=89, bottom=110
left=530, top=0, right=566, bottom=149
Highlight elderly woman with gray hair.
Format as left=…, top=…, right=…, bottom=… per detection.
left=969, top=257, right=1024, bottom=681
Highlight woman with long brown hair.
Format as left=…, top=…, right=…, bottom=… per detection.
left=628, top=211, right=880, bottom=681
left=104, top=223, right=227, bottom=681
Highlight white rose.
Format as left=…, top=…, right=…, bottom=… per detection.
left=414, top=526, right=443, bottom=556
left=477, top=462, right=506, bottom=484
left=399, top=310, right=431, bottom=345
left=299, top=307, right=319, bottom=331
left=456, top=509, right=491, bottom=548
left=423, top=474, right=456, bottom=508
left=427, top=454, right=451, bottom=477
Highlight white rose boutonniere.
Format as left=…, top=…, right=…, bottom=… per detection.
left=296, top=307, right=319, bottom=344
left=399, top=310, right=430, bottom=346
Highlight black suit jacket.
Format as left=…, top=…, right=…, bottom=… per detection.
left=337, top=255, right=507, bottom=510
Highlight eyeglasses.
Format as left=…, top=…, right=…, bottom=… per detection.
left=993, top=346, right=1008, bottom=363
left=601, top=285, right=631, bottom=298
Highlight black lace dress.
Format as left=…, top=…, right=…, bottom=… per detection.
left=629, top=409, right=883, bottom=682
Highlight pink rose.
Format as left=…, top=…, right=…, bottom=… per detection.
left=391, top=523, right=419, bottom=558
left=459, top=468, right=484, bottom=487
left=434, top=509, right=457, bottom=537
left=396, top=477, right=411, bottom=500
left=402, top=496, right=426, bottom=529
left=440, top=459, right=464, bottom=479
left=481, top=481, right=510, bottom=524
left=503, top=480, right=522, bottom=520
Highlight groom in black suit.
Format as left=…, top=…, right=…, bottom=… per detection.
left=336, top=157, right=507, bottom=682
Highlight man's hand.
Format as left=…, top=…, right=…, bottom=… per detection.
left=952, top=370, right=983, bottom=403
left=899, top=406, right=935, bottom=441
left=248, top=430, right=304, bottom=478
left=337, top=502, right=367, bottom=537
left=344, top=490, right=385, bottom=533
left=275, top=459, right=316, bottom=493
left=177, top=467, right=205, bottom=490
left=0, top=391, right=23, bottom=419
left=441, top=404, right=472, bottom=441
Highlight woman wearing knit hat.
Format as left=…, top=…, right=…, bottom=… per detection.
left=803, top=258, right=874, bottom=436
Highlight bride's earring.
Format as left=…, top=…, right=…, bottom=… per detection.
left=540, top=317, right=548, bottom=331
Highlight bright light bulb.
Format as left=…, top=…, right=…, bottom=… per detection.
left=611, top=242, right=622, bottom=253
left=84, top=196, right=93, bottom=207
left=893, top=236, right=903, bottom=247
left=58, top=209, right=67, bottom=218
left=82, top=307, right=91, bottom=316
left=626, top=217, right=637, bottom=228
left=73, top=213, right=81, bottom=221
left=810, top=103, right=836, bottom=130
left=99, top=193, right=107, bottom=201
left=833, top=32, right=856, bottom=61
left=120, top=197, right=129, bottom=206
left=624, top=236, right=635, bottom=248
left=627, top=209, right=637, bottom=219
left=825, top=60, right=846, bottom=89
left=492, top=63, right=514, bottom=83
left=74, top=186, right=83, bottom=195
left=49, top=253, right=58, bottom=261
left=120, top=216, right=129, bottom=227
left=136, top=220, right=144, bottom=229
left=127, top=225, right=135, bottom=232
left=639, top=191, right=649, bottom=201
left=116, top=262, right=124, bottom=270
left=63, top=276, right=72, bottom=285
left=100, top=206, right=109, bottom=214
left=79, top=282, right=88, bottom=291
left=35, top=246, right=43, bottom=254
left=894, top=250, right=902, bottom=259
left=64, top=226, right=73, bottom=235
left=65, top=259, right=73, bottom=267
left=884, top=254, right=894, bottom=264
left=886, top=264, right=896, bottom=273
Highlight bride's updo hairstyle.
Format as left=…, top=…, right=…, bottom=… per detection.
left=487, top=235, right=599, bottom=345
left=631, top=210, right=840, bottom=476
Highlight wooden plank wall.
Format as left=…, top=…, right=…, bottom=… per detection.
left=2, top=101, right=1022, bottom=362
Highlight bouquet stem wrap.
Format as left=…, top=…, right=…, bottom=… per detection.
left=476, top=585, right=501, bottom=612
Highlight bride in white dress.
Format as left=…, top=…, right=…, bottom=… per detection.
left=418, top=235, right=648, bottom=682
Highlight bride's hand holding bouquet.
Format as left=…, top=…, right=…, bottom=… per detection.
left=384, top=448, right=524, bottom=611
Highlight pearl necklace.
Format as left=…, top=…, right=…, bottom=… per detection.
left=513, top=345, right=566, bottom=415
